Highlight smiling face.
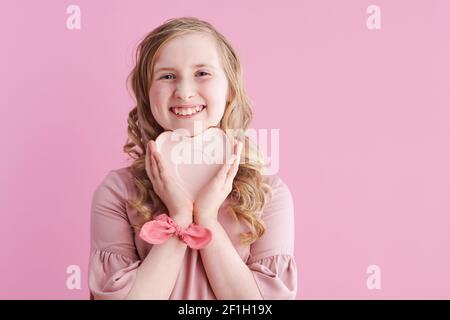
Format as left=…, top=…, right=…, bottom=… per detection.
left=149, top=32, right=230, bottom=136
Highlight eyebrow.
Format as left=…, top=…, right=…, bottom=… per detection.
left=154, top=64, right=216, bottom=74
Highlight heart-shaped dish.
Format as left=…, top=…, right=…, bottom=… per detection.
left=155, top=127, right=233, bottom=202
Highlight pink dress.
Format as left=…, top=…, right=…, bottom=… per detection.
left=88, top=167, right=297, bottom=299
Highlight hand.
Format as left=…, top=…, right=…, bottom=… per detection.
left=193, top=139, right=243, bottom=224
left=145, top=140, right=193, bottom=223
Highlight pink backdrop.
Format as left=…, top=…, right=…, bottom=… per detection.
left=1, top=0, right=449, bottom=299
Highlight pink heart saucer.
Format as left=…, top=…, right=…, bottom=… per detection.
left=155, top=127, right=234, bottom=202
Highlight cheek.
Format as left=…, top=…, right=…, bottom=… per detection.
left=202, top=78, right=228, bottom=104
left=149, top=85, right=171, bottom=126
left=149, top=83, right=168, bottom=105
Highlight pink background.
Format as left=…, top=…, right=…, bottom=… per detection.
left=1, top=0, right=449, bottom=299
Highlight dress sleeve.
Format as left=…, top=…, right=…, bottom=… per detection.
left=88, top=170, right=141, bottom=300
left=246, top=175, right=298, bottom=300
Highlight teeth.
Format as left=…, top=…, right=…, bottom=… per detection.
left=172, top=105, right=204, bottom=116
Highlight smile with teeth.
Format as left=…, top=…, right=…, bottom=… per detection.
left=170, top=105, right=206, bottom=116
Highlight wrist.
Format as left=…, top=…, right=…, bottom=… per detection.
left=170, top=213, right=193, bottom=228
left=169, top=209, right=192, bottom=218
left=194, top=215, right=218, bottom=227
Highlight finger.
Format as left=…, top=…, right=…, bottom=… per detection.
left=148, top=140, right=165, bottom=175
left=224, top=136, right=234, bottom=163
left=149, top=140, right=158, bottom=154
left=229, top=139, right=241, bottom=163
left=217, top=154, right=235, bottom=181
left=233, top=139, right=242, bottom=158
left=236, top=140, right=243, bottom=162
left=226, top=141, right=242, bottom=182
left=146, top=146, right=161, bottom=190
left=222, top=139, right=239, bottom=179
left=153, top=151, right=166, bottom=178
left=226, top=151, right=240, bottom=181
left=146, top=143, right=155, bottom=179
left=150, top=152, right=161, bottom=185
left=148, top=140, right=163, bottom=178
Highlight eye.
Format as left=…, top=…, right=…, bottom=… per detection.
left=197, top=71, right=210, bottom=77
left=160, top=74, right=175, bottom=80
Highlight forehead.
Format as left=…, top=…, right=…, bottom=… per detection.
left=153, top=32, right=222, bottom=70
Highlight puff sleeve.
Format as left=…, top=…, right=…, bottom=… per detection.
left=88, top=170, right=140, bottom=300
left=246, top=175, right=298, bottom=300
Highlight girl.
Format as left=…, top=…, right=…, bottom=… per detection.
left=88, top=17, right=297, bottom=300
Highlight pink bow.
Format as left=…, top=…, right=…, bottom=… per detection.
left=139, top=214, right=212, bottom=249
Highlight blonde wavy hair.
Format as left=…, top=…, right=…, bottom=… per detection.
left=123, top=17, right=271, bottom=245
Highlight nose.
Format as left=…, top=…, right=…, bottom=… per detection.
left=174, top=79, right=196, bottom=101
